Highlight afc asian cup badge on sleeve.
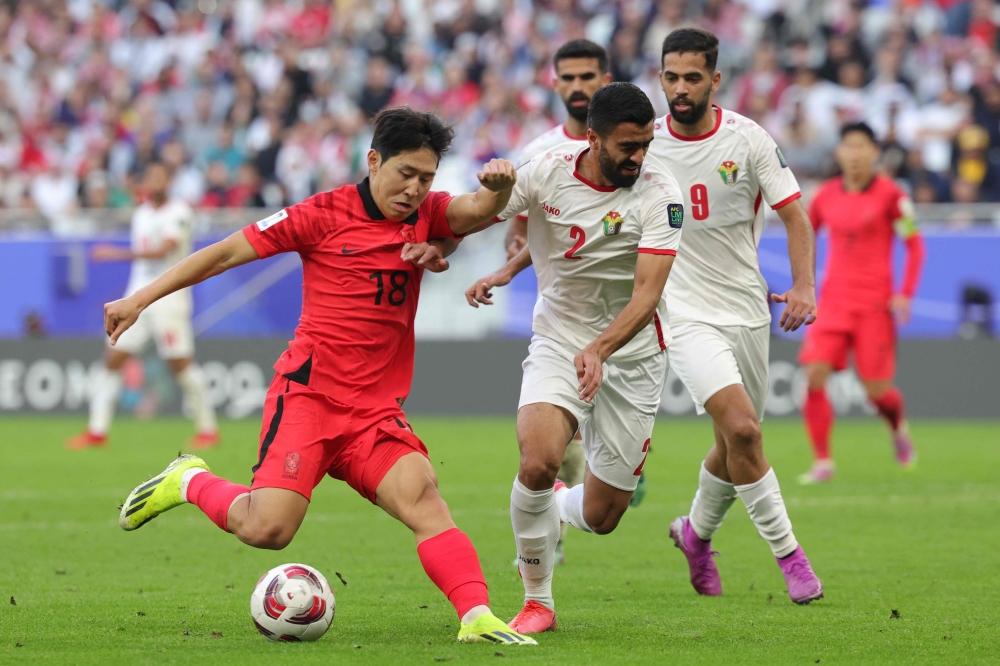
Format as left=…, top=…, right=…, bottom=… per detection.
left=668, top=203, right=684, bottom=229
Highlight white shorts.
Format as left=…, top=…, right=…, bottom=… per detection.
left=518, top=335, right=667, bottom=492
left=108, top=298, right=195, bottom=360
left=668, top=321, right=769, bottom=419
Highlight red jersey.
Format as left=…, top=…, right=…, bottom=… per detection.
left=809, top=175, right=916, bottom=311
left=242, top=179, right=455, bottom=420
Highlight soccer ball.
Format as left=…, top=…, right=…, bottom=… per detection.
left=250, top=563, right=335, bottom=642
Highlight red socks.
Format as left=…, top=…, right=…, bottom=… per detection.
left=416, top=528, right=489, bottom=619
left=872, top=387, right=905, bottom=431
left=186, top=472, right=249, bottom=532
left=803, top=387, right=833, bottom=461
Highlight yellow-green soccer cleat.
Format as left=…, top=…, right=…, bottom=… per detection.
left=119, top=454, right=209, bottom=531
left=457, top=612, right=537, bottom=645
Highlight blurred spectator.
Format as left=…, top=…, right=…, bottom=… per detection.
left=0, top=0, right=998, bottom=226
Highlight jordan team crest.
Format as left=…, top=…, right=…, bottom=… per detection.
left=718, top=161, right=739, bottom=186
left=602, top=211, right=623, bottom=236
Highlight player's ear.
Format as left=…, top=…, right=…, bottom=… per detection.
left=587, top=128, right=600, bottom=152
left=711, top=70, right=722, bottom=92
left=367, top=149, right=381, bottom=176
left=602, top=72, right=612, bottom=85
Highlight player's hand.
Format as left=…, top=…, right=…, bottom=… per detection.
left=401, top=242, right=449, bottom=273
left=890, top=294, right=912, bottom=325
left=465, top=266, right=515, bottom=307
left=574, top=346, right=605, bottom=403
left=506, top=234, right=526, bottom=260
left=91, top=244, right=130, bottom=262
left=771, top=282, right=817, bottom=332
left=477, top=159, right=517, bottom=192
left=104, top=296, right=143, bottom=346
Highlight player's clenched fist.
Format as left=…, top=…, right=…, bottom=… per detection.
left=104, top=297, right=142, bottom=345
left=477, top=159, right=517, bottom=192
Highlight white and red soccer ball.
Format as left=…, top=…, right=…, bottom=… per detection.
left=250, top=563, right=335, bottom=642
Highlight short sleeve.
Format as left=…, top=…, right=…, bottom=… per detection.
left=752, top=128, right=801, bottom=210
left=423, top=190, right=457, bottom=239
left=242, top=199, right=329, bottom=259
left=637, top=179, right=683, bottom=256
left=807, top=190, right=823, bottom=232
left=496, top=160, right=535, bottom=221
left=889, top=186, right=918, bottom=239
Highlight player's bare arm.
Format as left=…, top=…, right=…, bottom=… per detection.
left=105, top=231, right=260, bottom=344
left=575, top=253, right=675, bottom=402
left=465, top=245, right=533, bottom=307
left=770, top=198, right=817, bottom=332
left=504, top=216, right=528, bottom=259
left=91, top=238, right=179, bottom=263
left=445, top=159, right=518, bottom=235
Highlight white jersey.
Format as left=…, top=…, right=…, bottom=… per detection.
left=649, top=107, right=801, bottom=328
left=125, top=198, right=194, bottom=308
left=499, top=142, right=684, bottom=361
left=517, top=123, right=588, bottom=166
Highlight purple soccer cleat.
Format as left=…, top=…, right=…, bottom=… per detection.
left=892, top=422, right=917, bottom=468
left=669, top=516, right=722, bottom=596
left=777, top=545, right=824, bottom=604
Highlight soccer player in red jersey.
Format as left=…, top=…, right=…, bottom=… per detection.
left=109, top=108, right=538, bottom=645
left=798, top=122, right=926, bottom=484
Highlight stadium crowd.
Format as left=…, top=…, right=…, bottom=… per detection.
left=1, top=0, right=1000, bottom=226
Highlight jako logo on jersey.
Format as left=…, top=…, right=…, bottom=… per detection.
left=256, top=208, right=288, bottom=231
left=718, top=161, right=739, bottom=186
left=668, top=203, right=684, bottom=229
left=602, top=211, right=623, bottom=236
left=542, top=202, right=561, bottom=216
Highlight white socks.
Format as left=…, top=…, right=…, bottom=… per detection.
left=735, top=467, right=798, bottom=558
left=180, top=467, right=208, bottom=503
left=510, top=478, right=560, bottom=610
left=176, top=364, right=217, bottom=434
left=555, top=483, right=593, bottom=533
left=88, top=368, right=123, bottom=436
left=689, top=462, right=738, bottom=541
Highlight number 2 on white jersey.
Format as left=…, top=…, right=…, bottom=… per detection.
left=691, top=184, right=709, bottom=220
left=565, top=225, right=585, bottom=260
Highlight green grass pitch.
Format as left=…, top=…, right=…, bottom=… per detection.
left=1, top=416, right=999, bottom=665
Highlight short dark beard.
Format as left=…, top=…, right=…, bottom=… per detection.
left=563, top=92, right=591, bottom=122
left=598, top=145, right=641, bottom=188
left=668, top=94, right=711, bottom=125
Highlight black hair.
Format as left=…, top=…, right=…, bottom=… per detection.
left=554, top=39, right=609, bottom=74
left=840, top=121, right=877, bottom=143
left=371, top=107, right=455, bottom=162
left=587, top=82, right=655, bottom=136
left=661, top=28, right=720, bottom=72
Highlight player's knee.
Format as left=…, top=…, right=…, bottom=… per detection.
left=518, top=455, right=561, bottom=489
left=727, top=418, right=762, bottom=450
left=804, top=365, right=827, bottom=390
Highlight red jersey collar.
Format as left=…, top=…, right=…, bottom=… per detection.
left=574, top=149, right=618, bottom=192
left=357, top=177, right=419, bottom=225
left=563, top=124, right=587, bottom=141
left=665, top=105, right=723, bottom=142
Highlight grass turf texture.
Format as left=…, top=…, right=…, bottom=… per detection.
left=1, top=417, right=998, bottom=665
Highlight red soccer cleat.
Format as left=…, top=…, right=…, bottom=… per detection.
left=188, top=431, right=220, bottom=450
left=66, top=431, right=107, bottom=450
left=508, top=600, right=557, bottom=634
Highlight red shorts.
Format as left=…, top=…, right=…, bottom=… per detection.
left=250, top=374, right=429, bottom=503
left=798, top=301, right=896, bottom=381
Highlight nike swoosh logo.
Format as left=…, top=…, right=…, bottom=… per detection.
left=342, top=246, right=359, bottom=254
